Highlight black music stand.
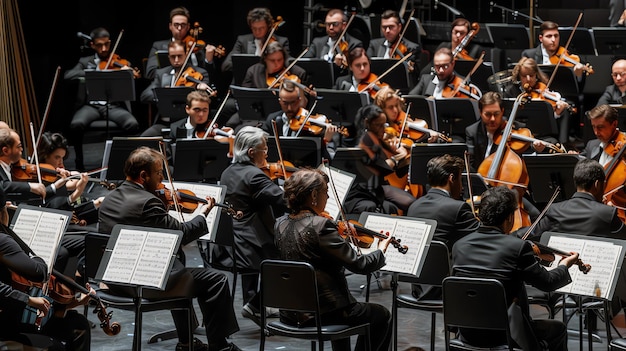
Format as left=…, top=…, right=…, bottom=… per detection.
left=486, top=23, right=530, bottom=49
left=431, top=98, right=480, bottom=141
left=231, top=54, right=261, bottom=86
left=370, top=58, right=413, bottom=94
left=592, top=27, right=626, bottom=55
left=229, top=85, right=280, bottom=123
left=330, top=148, right=374, bottom=184
left=267, top=136, right=321, bottom=168
left=409, top=143, right=468, bottom=186
left=172, top=139, right=231, bottom=183
left=101, top=137, right=163, bottom=181
left=314, top=88, right=369, bottom=146
left=522, top=153, right=582, bottom=203
left=557, top=27, right=596, bottom=56
left=453, top=60, right=495, bottom=94
left=537, top=65, right=579, bottom=97
left=502, top=99, right=559, bottom=139
left=401, top=95, right=434, bottom=125
left=155, top=50, right=169, bottom=68
left=295, top=58, right=335, bottom=88
left=154, top=87, right=194, bottom=124
left=85, top=69, right=136, bottom=139
left=614, top=105, right=626, bottom=131
left=461, top=173, right=489, bottom=201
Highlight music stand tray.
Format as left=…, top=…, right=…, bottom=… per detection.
left=267, top=136, right=321, bottom=168
left=101, top=137, right=163, bottom=181
left=230, top=85, right=280, bottom=123
left=430, top=98, right=479, bottom=140
left=154, top=87, right=194, bottom=123
left=172, top=139, right=231, bottom=183
left=592, top=27, right=626, bottom=55
left=85, top=69, right=136, bottom=103
left=314, top=88, right=369, bottom=144
left=409, top=143, right=468, bottom=186
left=232, top=54, right=260, bottom=86
left=522, top=153, right=583, bottom=203
left=502, top=99, right=558, bottom=138
left=156, top=50, right=169, bottom=69
left=557, top=27, right=596, bottom=55
left=330, top=148, right=374, bottom=184
left=295, top=58, right=335, bottom=88
left=486, top=24, right=530, bottom=50
left=401, top=95, right=435, bottom=126
left=370, top=58, right=412, bottom=94
left=454, top=60, right=495, bottom=94
left=537, top=65, right=579, bottom=97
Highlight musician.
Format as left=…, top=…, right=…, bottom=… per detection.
left=98, top=146, right=241, bottom=351
left=452, top=186, right=578, bottom=351
left=521, top=21, right=585, bottom=78
left=367, top=10, right=421, bottom=81
left=334, top=47, right=389, bottom=97
left=274, top=168, right=392, bottom=351
left=261, top=80, right=339, bottom=159
left=242, top=41, right=307, bottom=89
left=219, top=127, right=288, bottom=327
left=64, top=27, right=139, bottom=171
left=344, top=104, right=416, bottom=215
left=408, top=48, right=481, bottom=99
left=221, top=7, right=290, bottom=74
left=140, top=40, right=213, bottom=137
left=0, top=188, right=92, bottom=350
left=145, top=6, right=219, bottom=81
left=597, top=59, right=626, bottom=106
left=581, top=104, right=623, bottom=166
left=406, top=155, right=480, bottom=300
left=373, top=86, right=438, bottom=143
left=304, top=8, right=363, bottom=75
left=510, top=57, right=571, bottom=145
left=168, top=90, right=216, bottom=142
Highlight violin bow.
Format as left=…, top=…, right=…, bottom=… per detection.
left=104, top=29, right=124, bottom=71
left=32, top=66, right=61, bottom=161
left=270, top=120, right=288, bottom=179
left=397, top=101, right=412, bottom=149
left=463, top=151, right=479, bottom=221
left=28, top=122, right=45, bottom=205
left=174, top=40, right=197, bottom=85
left=546, top=12, right=582, bottom=91
left=329, top=12, right=355, bottom=57
left=390, top=9, right=415, bottom=58
left=158, top=141, right=184, bottom=221
left=259, top=16, right=285, bottom=56
left=521, top=186, right=560, bottom=240
left=358, top=52, right=413, bottom=93
left=202, top=90, right=231, bottom=140
left=268, top=47, right=309, bottom=89
left=451, top=51, right=485, bottom=98
left=294, top=100, right=319, bottom=137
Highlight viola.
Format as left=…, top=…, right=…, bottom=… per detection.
left=175, top=66, right=217, bottom=97
left=452, top=22, right=479, bottom=60
left=11, top=158, right=60, bottom=184
left=288, top=109, right=349, bottom=137
left=98, top=54, right=141, bottom=78
left=260, top=160, right=298, bottom=181
left=154, top=183, right=243, bottom=219
left=529, top=241, right=591, bottom=274
left=358, top=73, right=389, bottom=98
left=182, top=22, right=226, bottom=58
left=549, top=47, right=594, bottom=75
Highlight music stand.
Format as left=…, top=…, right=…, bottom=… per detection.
left=401, top=95, right=434, bottom=126
left=156, top=50, right=169, bottom=68
left=486, top=24, right=530, bottom=50
left=295, top=58, right=335, bottom=88
left=231, top=54, right=261, bottom=86
left=267, top=136, right=321, bottom=168
left=409, top=143, right=468, bottom=186
left=537, top=65, right=579, bottom=97
left=172, top=139, right=231, bottom=183
left=522, top=153, right=582, bottom=203
left=100, top=136, right=163, bottom=181
left=229, top=85, right=280, bottom=123
left=557, top=27, right=596, bottom=56
left=330, top=148, right=375, bottom=184
left=430, top=98, right=480, bottom=141
left=502, top=99, right=558, bottom=138
left=592, top=27, right=626, bottom=55
left=453, top=60, right=495, bottom=94
left=461, top=173, right=489, bottom=201
left=314, top=88, right=369, bottom=145
left=85, top=69, right=136, bottom=139
left=614, top=105, right=626, bottom=132
left=154, top=87, right=194, bottom=123
left=370, top=58, right=413, bottom=94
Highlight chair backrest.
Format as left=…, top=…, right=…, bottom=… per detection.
left=398, top=240, right=450, bottom=286
left=261, top=259, right=319, bottom=313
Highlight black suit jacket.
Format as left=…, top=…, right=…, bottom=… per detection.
left=597, top=85, right=625, bottom=106
left=0, top=167, right=56, bottom=203
left=146, top=38, right=212, bottom=80
left=241, top=63, right=307, bottom=89
left=221, top=33, right=290, bottom=72
left=521, top=45, right=543, bottom=63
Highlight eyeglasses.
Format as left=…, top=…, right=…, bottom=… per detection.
left=325, top=21, right=342, bottom=28
left=171, top=22, right=189, bottom=29
left=434, top=63, right=452, bottom=70
left=611, top=72, right=626, bottom=78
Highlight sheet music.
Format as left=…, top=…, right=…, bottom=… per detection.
left=11, top=207, right=69, bottom=268
left=547, top=235, right=623, bottom=299
left=165, top=181, right=224, bottom=241
left=362, top=214, right=433, bottom=275
left=102, top=228, right=180, bottom=289
left=319, top=164, right=355, bottom=220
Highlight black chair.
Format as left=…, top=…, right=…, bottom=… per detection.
left=392, top=241, right=450, bottom=351
left=84, top=232, right=196, bottom=351
left=259, top=259, right=371, bottom=351
left=442, top=276, right=526, bottom=351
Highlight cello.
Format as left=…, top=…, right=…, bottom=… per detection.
left=602, top=131, right=626, bottom=223
left=478, top=92, right=532, bottom=232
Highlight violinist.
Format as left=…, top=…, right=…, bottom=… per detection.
left=510, top=57, right=572, bottom=145
left=145, top=7, right=219, bottom=81
left=274, top=168, right=392, bottom=351
left=219, top=127, right=288, bottom=327
left=334, top=47, right=389, bottom=97
left=304, top=8, right=363, bottom=75
left=98, top=146, right=243, bottom=351
left=408, top=48, right=481, bottom=99
left=597, top=59, right=626, bottom=106
left=452, top=186, right=579, bottom=351
left=140, top=40, right=213, bottom=137
left=521, top=21, right=586, bottom=78
left=580, top=104, right=624, bottom=167
left=241, top=41, right=306, bottom=89
left=0, top=188, right=92, bottom=350
left=64, top=27, right=139, bottom=171
left=345, top=104, right=416, bottom=216
left=221, top=7, right=290, bottom=74
left=261, top=80, right=339, bottom=159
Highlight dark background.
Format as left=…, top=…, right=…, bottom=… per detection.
left=18, top=0, right=611, bottom=135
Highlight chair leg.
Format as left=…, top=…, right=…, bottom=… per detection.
left=430, top=312, right=436, bottom=351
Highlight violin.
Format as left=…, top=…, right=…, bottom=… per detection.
left=267, top=71, right=299, bottom=89
left=397, top=111, right=452, bottom=143
left=358, top=73, right=389, bottom=98
left=549, top=47, right=594, bottom=75
left=98, top=53, right=141, bottom=78
left=154, top=183, right=243, bottom=219
left=452, top=22, right=479, bottom=60
left=175, top=66, right=217, bottom=97
left=11, top=158, right=60, bottom=184
left=443, top=79, right=480, bottom=99
left=529, top=241, right=591, bottom=274
left=260, top=160, right=298, bottom=181
left=288, top=108, right=349, bottom=137
left=182, top=22, right=226, bottom=58
left=525, top=84, right=577, bottom=114
left=495, top=126, right=566, bottom=154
